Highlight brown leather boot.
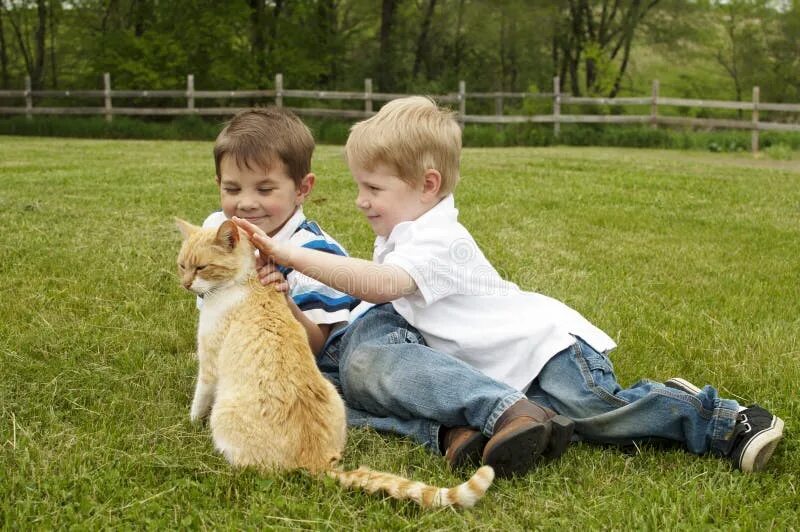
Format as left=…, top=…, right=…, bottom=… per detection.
left=482, top=399, right=574, bottom=478
left=540, top=407, right=575, bottom=460
left=440, top=426, right=488, bottom=468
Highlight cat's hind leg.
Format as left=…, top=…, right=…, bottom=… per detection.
left=210, top=405, right=286, bottom=470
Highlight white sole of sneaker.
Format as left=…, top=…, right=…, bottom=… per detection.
left=739, top=416, right=784, bottom=473
left=664, top=377, right=702, bottom=395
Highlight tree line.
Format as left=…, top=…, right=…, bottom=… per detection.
left=1, top=0, right=799, bottom=104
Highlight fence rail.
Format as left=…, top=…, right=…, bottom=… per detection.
left=2, top=73, right=799, bottom=153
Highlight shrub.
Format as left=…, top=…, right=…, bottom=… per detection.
left=2, top=115, right=799, bottom=154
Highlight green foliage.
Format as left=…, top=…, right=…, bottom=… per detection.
left=2, top=138, right=799, bottom=528
left=582, top=41, right=617, bottom=96
left=0, top=115, right=221, bottom=140
left=2, top=0, right=799, bottom=138
left=462, top=122, right=800, bottom=153
left=4, top=116, right=800, bottom=155
left=0, top=0, right=787, bottom=98
left=764, top=143, right=795, bottom=161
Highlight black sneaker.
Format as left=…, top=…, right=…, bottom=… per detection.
left=728, top=405, right=784, bottom=473
left=665, top=377, right=747, bottom=413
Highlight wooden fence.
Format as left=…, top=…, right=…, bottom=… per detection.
left=2, top=73, right=799, bottom=153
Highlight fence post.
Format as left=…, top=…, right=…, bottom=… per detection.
left=751, top=86, right=760, bottom=155
left=553, top=76, right=560, bottom=138
left=25, top=76, right=32, bottom=120
left=650, top=79, right=659, bottom=129
left=364, top=78, right=373, bottom=114
left=495, top=94, right=503, bottom=132
left=458, top=80, right=466, bottom=128
left=104, top=73, right=112, bottom=123
left=275, top=73, right=283, bottom=107
left=187, top=74, right=195, bottom=112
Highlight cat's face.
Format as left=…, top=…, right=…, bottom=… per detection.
left=176, top=219, right=255, bottom=296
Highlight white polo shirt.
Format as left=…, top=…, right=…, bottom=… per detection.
left=374, top=194, right=617, bottom=392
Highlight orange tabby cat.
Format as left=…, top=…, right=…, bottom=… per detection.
left=176, top=219, right=494, bottom=508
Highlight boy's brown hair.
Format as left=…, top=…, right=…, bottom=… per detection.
left=344, top=96, right=461, bottom=196
left=214, top=107, right=314, bottom=186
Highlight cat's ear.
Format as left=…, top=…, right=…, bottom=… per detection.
left=215, top=220, right=240, bottom=251
left=175, top=218, right=199, bottom=239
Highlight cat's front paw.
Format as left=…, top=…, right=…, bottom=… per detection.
left=189, top=404, right=210, bottom=424
left=189, top=385, right=213, bottom=424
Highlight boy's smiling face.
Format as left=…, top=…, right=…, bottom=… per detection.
left=217, top=156, right=313, bottom=236
left=351, top=163, right=441, bottom=238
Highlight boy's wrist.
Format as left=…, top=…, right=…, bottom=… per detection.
left=251, top=232, right=292, bottom=266
left=273, top=240, right=293, bottom=266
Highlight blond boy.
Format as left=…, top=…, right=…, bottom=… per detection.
left=234, top=97, right=784, bottom=476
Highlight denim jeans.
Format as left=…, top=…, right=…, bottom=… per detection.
left=318, top=304, right=524, bottom=452
left=320, top=304, right=741, bottom=457
left=527, top=338, right=740, bottom=455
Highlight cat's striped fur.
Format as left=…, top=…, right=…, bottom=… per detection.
left=176, top=219, right=494, bottom=508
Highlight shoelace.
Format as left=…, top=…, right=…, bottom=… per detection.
left=734, top=412, right=752, bottom=438
left=728, top=412, right=759, bottom=453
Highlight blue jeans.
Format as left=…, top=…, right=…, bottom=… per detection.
left=320, top=304, right=740, bottom=457
left=527, top=339, right=740, bottom=455
left=318, top=304, right=524, bottom=452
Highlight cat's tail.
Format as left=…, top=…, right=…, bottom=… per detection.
left=327, top=465, right=494, bottom=508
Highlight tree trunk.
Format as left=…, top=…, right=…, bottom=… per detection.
left=317, top=0, right=339, bottom=85
left=412, top=0, right=436, bottom=79
left=8, top=0, right=48, bottom=89
left=268, top=0, right=284, bottom=49
left=0, top=3, right=9, bottom=89
left=581, top=0, right=596, bottom=92
left=49, top=0, right=57, bottom=88
left=568, top=0, right=583, bottom=96
left=453, top=0, right=465, bottom=76
left=557, top=0, right=658, bottom=96
left=508, top=15, right=518, bottom=90
left=131, top=0, right=147, bottom=37
left=249, top=0, right=267, bottom=75
left=608, top=21, right=634, bottom=97
left=101, top=0, right=118, bottom=33
left=32, top=0, right=47, bottom=89
left=378, top=0, right=398, bottom=91
left=499, top=8, right=507, bottom=91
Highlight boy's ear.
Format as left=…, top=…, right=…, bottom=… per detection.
left=215, top=220, right=240, bottom=250
left=421, top=169, right=442, bottom=200
left=175, top=218, right=199, bottom=239
left=295, top=173, right=316, bottom=204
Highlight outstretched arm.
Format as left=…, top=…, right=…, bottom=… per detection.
left=233, top=217, right=417, bottom=304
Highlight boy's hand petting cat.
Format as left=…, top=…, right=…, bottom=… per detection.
left=231, top=217, right=291, bottom=265
left=256, top=260, right=289, bottom=292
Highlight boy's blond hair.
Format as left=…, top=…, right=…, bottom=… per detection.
left=345, top=96, right=461, bottom=195
left=214, top=107, right=314, bottom=186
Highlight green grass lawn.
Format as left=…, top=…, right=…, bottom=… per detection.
left=2, top=137, right=798, bottom=529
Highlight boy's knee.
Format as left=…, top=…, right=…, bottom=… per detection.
left=342, top=343, right=385, bottom=390
left=342, top=345, right=370, bottom=383
left=344, top=339, right=408, bottom=386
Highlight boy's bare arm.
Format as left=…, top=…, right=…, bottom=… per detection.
left=286, top=298, right=330, bottom=355
left=233, top=217, right=417, bottom=304
left=257, top=260, right=330, bottom=354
